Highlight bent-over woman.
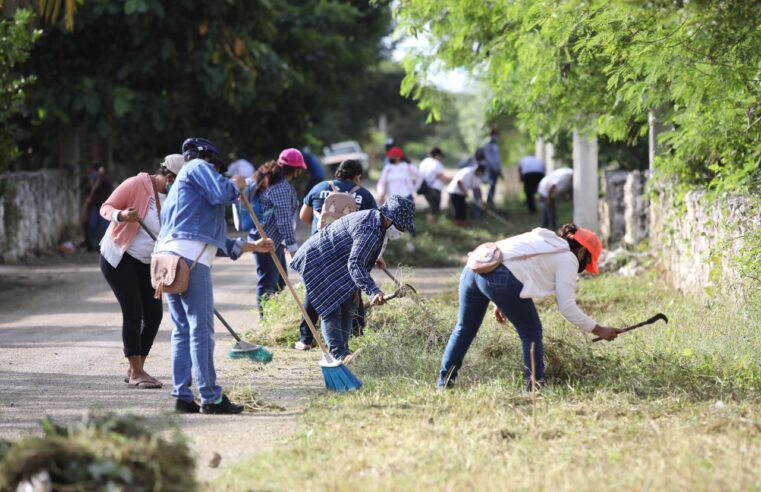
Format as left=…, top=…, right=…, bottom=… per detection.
left=99, top=154, right=185, bottom=389
left=438, top=224, right=622, bottom=390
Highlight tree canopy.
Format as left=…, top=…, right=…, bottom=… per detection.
left=19, top=0, right=391, bottom=168
left=396, top=0, right=761, bottom=192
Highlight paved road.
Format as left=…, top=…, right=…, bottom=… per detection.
left=0, top=250, right=460, bottom=482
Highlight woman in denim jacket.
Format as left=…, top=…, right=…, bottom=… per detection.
left=156, top=138, right=274, bottom=415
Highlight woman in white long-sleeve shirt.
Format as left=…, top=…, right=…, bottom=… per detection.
left=438, top=224, right=622, bottom=389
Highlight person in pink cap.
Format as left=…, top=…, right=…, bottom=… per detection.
left=242, top=148, right=306, bottom=317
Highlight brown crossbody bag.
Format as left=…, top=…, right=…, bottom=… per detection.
left=146, top=183, right=207, bottom=299
left=467, top=242, right=567, bottom=274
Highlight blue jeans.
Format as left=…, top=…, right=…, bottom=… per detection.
left=254, top=245, right=286, bottom=318
left=541, top=196, right=556, bottom=230
left=486, top=170, right=500, bottom=206
left=167, top=260, right=221, bottom=405
left=321, top=297, right=357, bottom=360
left=438, top=266, right=544, bottom=389
left=88, top=206, right=109, bottom=249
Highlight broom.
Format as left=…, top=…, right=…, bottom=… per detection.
left=238, top=191, right=361, bottom=392
left=138, top=221, right=273, bottom=363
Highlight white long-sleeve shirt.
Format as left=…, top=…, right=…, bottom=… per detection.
left=496, top=227, right=598, bottom=331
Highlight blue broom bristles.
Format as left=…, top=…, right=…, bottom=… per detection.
left=320, top=355, right=362, bottom=392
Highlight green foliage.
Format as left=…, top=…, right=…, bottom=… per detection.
left=396, top=0, right=761, bottom=192
left=0, top=413, right=196, bottom=491
left=19, top=0, right=391, bottom=167
left=0, top=10, right=39, bottom=172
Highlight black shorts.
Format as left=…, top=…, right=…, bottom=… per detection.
left=424, top=188, right=442, bottom=215
left=449, top=193, right=467, bottom=221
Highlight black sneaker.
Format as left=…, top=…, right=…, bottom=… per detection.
left=175, top=398, right=201, bottom=414
left=201, top=395, right=244, bottom=415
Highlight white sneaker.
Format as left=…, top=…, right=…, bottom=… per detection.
left=294, top=341, right=315, bottom=351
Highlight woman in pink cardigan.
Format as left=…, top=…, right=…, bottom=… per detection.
left=99, top=155, right=184, bottom=389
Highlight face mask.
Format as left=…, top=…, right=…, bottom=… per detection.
left=386, top=224, right=404, bottom=241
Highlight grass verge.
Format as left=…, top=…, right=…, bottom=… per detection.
left=215, top=270, right=761, bottom=491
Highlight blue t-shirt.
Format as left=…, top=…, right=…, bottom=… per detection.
left=303, top=179, right=378, bottom=234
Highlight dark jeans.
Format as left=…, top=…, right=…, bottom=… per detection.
left=254, top=245, right=286, bottom=318
left=486, top=170, right=501, bottom=206
left=523, top=172, right=545, bottom=213
left=423, top=188, right=442, bottom=215
left=540, top=196, right=557, bottom=231
left=99, top=253, right=163, bottom=357
left=438, top=266, right=543, bottom=389
left=450, top=193, right=467, bottom=221
left=321, top=297, right=357, bottom=360
left=88, top=207, right=109, bottom=249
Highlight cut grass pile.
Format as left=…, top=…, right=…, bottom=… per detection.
left=0, top=413, right=196, bottom=491
left=215, top=270, right=761, bottom=491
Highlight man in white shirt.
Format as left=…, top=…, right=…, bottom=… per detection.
left=417, top=147, right=451, bottom=223
left=447, top=164, right=485, bottom=227
left=537, top=167, right=573, bottom=230
left=518, top=155, right=546, bottom=214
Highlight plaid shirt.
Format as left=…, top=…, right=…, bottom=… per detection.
left=248, top=180, right=299, bottom=248
left=291, top=209, right=384, bottom=317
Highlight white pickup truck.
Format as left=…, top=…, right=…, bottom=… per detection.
left=322, top=140, right=370, bottom=175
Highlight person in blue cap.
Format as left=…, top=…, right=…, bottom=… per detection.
left=290, top=195, right=416, bottom=362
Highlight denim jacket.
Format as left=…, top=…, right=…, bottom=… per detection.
left=158, top=158, right=244, bottom=259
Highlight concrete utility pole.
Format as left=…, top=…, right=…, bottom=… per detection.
left=544, top=142, right=556, bottom=174
left=535, top=137, right=545, bottom=161
left=572, top=130, right=599, bottom=231
left=648, top=109, right=667, bottom=171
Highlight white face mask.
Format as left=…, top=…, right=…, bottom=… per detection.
left=385, top=224, right=404, bottom=241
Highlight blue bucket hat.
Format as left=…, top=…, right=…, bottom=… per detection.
left=379, top=195, right=416, bottom=234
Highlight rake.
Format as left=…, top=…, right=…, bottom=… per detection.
left=238, top=192, right=361, bottom=392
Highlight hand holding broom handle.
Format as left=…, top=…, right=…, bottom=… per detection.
left=592, top=313, right=668, bottom=343
left=238, top=190, right=331, bottom=355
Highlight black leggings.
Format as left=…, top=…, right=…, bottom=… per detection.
left=100, top=253, right=163, bottom=357
left=450, top=193, right=467, bottom=221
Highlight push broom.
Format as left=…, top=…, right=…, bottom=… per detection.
left=238, top=192, right=361, bottom=392
left=138, top=221, right=273, bottom=363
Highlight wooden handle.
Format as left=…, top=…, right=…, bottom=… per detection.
left=592, top=313, right=668, bottom=343
left=238, top=190, right=330, bottom=355
left=381, top=266, right=401, bottom=287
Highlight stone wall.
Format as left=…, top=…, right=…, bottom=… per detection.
left=0, top=169, right=81, bottom=262
left=599, top=169, right=650, bottom=247
left=650, top=186, right=760, bottom=298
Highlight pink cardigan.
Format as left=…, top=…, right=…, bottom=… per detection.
left=100, top=173, right=156, bottom=250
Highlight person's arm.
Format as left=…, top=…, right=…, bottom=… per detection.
left=187, top=162, right=240, bottom=206
left=547, top=184, right=557, bottom=206
left=347, top=225, right=383, bottom=298
left=437, top=172, right=452, bottom=184
left=300, top=204, right=314, bottom=225
left=100, top=177, right=137, bottom=223
left=555, top=258, right=610, bottom=334
left=271, top=184, right=299, bottom=252
left=217, top=237, right=275, bottom=260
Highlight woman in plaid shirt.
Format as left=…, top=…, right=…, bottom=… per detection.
left=246, top=148, right=306, bottom=317
left=291, top=195, right=416, bottom=361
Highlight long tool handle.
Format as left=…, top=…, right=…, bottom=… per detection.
left=138, top=220, right=245, bottom=343
left=238, top=191, right=330, bottom=355
left=592, top=313, right=668, bottom=342
left=381, top=266, right=401, bottom=287
left=364, top=291, right=399, bottom=310
left=483, top=207, right=512, bottom=227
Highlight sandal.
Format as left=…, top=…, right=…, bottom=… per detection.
left=128, top=377, right=163, bottom=389
left=124, top=370, right=159, bottom=384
